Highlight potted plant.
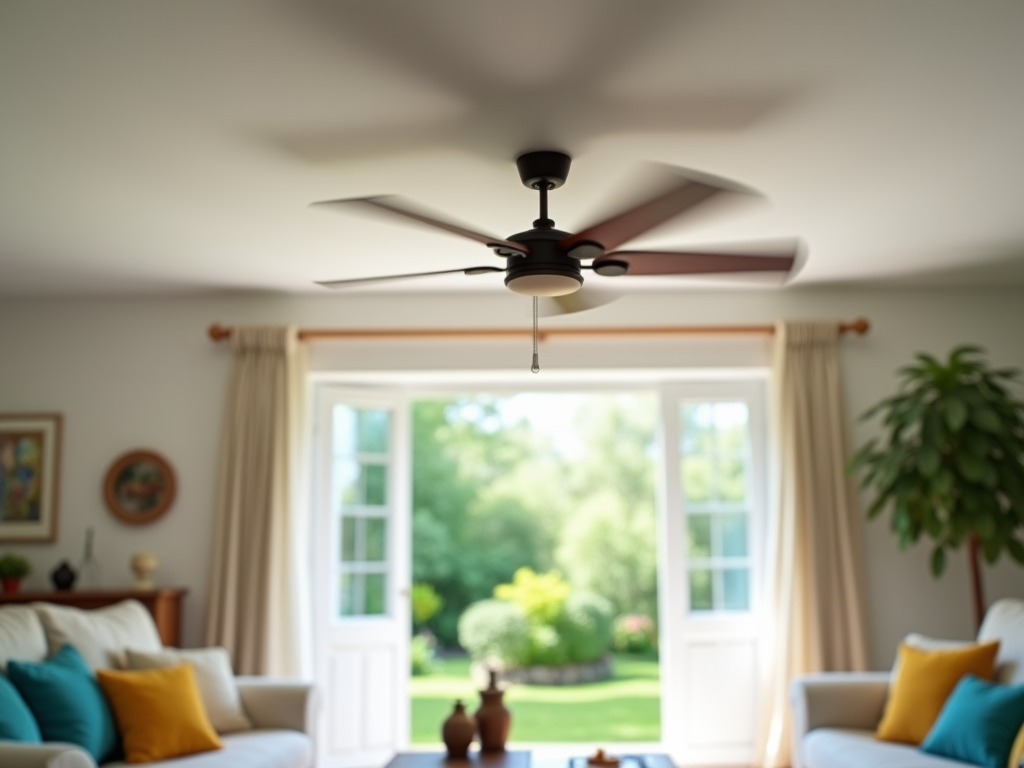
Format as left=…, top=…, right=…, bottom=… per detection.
left=850, top=345, right=1024, bottom=630
left=0, top=553, right=32, bottom=593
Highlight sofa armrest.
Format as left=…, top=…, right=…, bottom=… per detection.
left=790, top=671, right=890, bottom=738
left=0, top=743, right=97, bottom=768
left=236, top=676, right=319, bottom=736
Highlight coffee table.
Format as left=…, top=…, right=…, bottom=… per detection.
left=385, top=752, right=675, bottom=768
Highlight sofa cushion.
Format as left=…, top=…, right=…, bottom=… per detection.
left=0, top=605, right=48, bottom=671
left=97, top=664, right=223, bottom=764
left=125, top=646, right=253, bottom=733
left=0, top=673, right=41, bottom=743
left=7, top=644, right=119, bottom=764
left=101, top=729, right=313, bottom=768
left=877, top=640, right=1000, bottom=745
left=34, top=599, right=162, bottom=670
left=920, top=674, right=1024, bottom=768
left=979, top=599, right=1024, bottom=686
left=805, top=728, right=973, bottom=768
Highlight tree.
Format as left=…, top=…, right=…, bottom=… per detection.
left=850, top=346, right=1024, bottom=630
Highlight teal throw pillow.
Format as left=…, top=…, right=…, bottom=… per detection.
left=0, top=673, right=42, bottom=742
left=921, top=673, right=1024, bottom=768
left=7, top=644, right=118, bottom=762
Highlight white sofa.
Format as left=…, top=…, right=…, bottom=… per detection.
left=0, top=600, right=318, bottom=768
left=790, top=597, right=1024, bottom=768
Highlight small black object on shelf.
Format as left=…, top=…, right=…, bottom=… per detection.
left=50, top=560, right=77, bottom=591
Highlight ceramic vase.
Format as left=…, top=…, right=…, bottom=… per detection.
left=50, top=560, right=77, bottom=591
left=442, top=699, right=475, bottom=758
left=474, top=669, right=511, bottom=753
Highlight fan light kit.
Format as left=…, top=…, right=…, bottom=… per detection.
left=314, top=151, right=800, bottom=372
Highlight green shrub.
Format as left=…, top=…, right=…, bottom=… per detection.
left=494, top=567, right=570, bottom=625
left=527, top=624, right=567, bottom=666
left=410, top=633, right=436, bottom=676
left=458, top=599, right=530, bottom=667
left=612, top=614, right=657, bottom=655
left=558, top=591, right=614, bottom=663
left=411, top=583, right=444, bottom=628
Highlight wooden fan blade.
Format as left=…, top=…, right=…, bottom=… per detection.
left=561, top=168, right=757, bottom=254
left=596, top=249, right=796, bottom=276
left=316, top=266, right=503, bottom=288
left=312, top=196, right=528, bottom=257
left=537, top=287, right=624, bottom=317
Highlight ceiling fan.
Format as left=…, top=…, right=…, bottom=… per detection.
left=312, top=151, right=800, bottom=370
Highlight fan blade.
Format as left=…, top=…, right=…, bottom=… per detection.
left=561, top=168, right=756, bottom=255
left=316, top=266, right=503, bottom=288
left=537, top=287, right=624, bottom=317
left=312, top=196, right=529, bottom=257
left=594, top=248, right=797, bottom=276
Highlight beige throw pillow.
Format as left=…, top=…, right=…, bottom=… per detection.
left=33, top=599, right=162, bottom=670
left=0, top=606, right=48, bottom=671
left=125, top=647, right=253, bottom=733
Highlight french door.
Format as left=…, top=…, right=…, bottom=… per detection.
left=313, top=386, right=411, bottom=768
left=658, top=380, right=768, bottom=766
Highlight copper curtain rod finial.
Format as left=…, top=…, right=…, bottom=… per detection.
left=208, top=323, right=231, bottom=341
left=842, top=317, right=870, bottom=336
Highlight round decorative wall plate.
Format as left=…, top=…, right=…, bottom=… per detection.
left=103, top=450, right=176, bottom=525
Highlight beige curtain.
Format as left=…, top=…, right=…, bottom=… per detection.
left=204, top=326, right=309, bottom=676
left=757, top=320, right=870, bottom=768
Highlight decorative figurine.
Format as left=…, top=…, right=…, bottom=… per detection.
left=131, top=551, right=159, bottom=590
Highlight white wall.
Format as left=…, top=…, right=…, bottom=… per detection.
left=1, top=286, right=1022, bottom=662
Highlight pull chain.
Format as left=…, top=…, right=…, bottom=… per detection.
left=531, top=296, right=540, bottom=373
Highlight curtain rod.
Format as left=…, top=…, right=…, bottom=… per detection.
left=207, top=318, right=870, bottom=343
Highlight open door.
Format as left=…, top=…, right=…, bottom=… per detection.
left=313, top=386, right=411, bottom=768
left=658, top=380, right=767, bottom=766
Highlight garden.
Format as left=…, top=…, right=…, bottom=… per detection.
left=410, top=394, right=661, bottom=743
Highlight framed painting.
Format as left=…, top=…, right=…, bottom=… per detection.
left=104, top=450, right=176, bottom=524
left=0, top=413, right=62, bottom=542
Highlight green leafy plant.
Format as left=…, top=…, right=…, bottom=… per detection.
left=0, top=553, right=31, bottom=579
left=410, top=583, right=444, bottom=629
left=410, top=633, right=436, bottom=676
left=850, top=345, right=1024, bottom=628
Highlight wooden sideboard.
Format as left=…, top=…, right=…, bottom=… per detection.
left=0, top=588, right=188, bottom=646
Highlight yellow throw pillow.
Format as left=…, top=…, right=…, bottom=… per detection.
left=97, top=664, right=222, bottom=764
left=877, top=639, right=1001, bottom=745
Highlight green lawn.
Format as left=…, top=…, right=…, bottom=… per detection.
left=410, top=655, right=660, bottom=743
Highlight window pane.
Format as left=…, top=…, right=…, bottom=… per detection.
left=358, top=410, right=390, bottom=454
left=340, top=573, right=358, bottom=616
left=682, top=456, right=714, bottom=502
left=335, top=460, right=360, bottom=506
left=718, top=458, right=746, bottom=502
left=365, top=573, right=387, bottom=615
left=723, top=568, right=749, bottom=610
left=689, top=569, right=713, bottom=611
left=341, top=517, right=357, bottom=562
left=681, top=404, right=715, bottom=454
left=687, top=514, right=712, bottom=558
left=364, top=464, right=387, bottom=506
left=714, top=403, right=749, bottom=452
left=332, top=406, right=357, bottom=455
left=721, top=513, right=748, bottom=557
left=365, top=518, right=387, bottom=562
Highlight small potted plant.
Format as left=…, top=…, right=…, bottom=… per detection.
left=0, top=553, right=31, bottom=593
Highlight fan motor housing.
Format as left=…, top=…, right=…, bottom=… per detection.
left=504, top=226, right=583, bottom=296
left=516, top=151, right=571, bottom=189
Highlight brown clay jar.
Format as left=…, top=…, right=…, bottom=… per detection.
left=474, top=670, right=511, bottom=752
left=442, top=699, right=475, bottom=758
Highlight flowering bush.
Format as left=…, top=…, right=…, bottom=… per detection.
left=612, top=614, right=657, bottom=655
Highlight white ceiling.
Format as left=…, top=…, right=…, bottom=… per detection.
left=1, top=1, right=1023, bottom=297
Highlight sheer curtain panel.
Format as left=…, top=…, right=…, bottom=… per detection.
left=757, top=320, right=870, bottom=768
left=204, top=326, right=309, bottom=676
